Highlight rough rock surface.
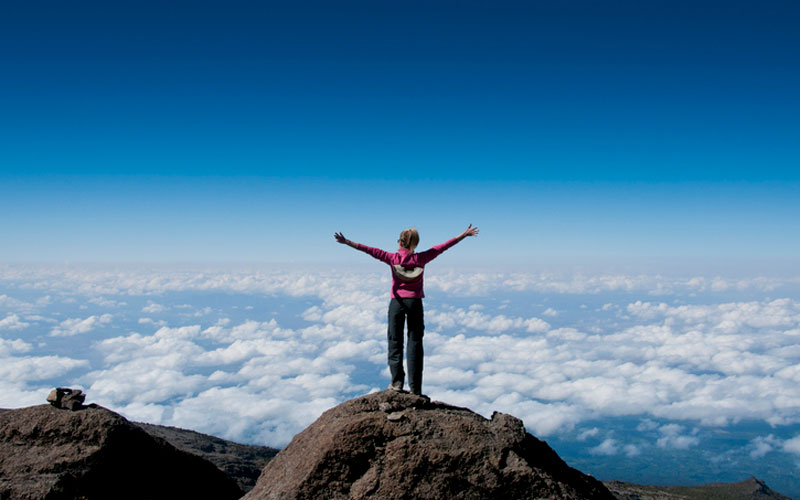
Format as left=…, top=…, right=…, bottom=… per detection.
left=244, top=390, right=616, bottom=500
left=46, top=388, right=85, bottom=411
left=137, top=421, right=278, bottom=492
left=0, top=404, right=242, bottom=500
left=604, top=477, right=792, bottom=500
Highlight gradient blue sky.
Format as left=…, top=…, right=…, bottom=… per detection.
left=2, top=0, right=799, bottom=264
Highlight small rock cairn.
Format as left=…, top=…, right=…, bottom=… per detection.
left=46, top=387, right=86, bottom=411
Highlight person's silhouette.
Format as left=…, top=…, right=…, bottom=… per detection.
left=334, top=225, right=479, bottom=395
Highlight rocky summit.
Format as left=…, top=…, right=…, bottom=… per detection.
left=604, top=477, right=792, bottom=500
left=243, top=390, right=616, bottom=500
left=0, top=404, right=242, bottom=500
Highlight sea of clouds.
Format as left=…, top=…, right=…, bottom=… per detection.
left=1, top=264, right=800, bottom=492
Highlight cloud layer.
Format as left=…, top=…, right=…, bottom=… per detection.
left=1, top=264, right=799, bottom=464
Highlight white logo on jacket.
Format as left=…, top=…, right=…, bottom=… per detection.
left=392, top=265, right=423, bottom=282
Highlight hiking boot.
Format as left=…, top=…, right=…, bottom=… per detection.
left=411, top=391, right=430, bottom=403
left=388, top=382, right=404, bottom=392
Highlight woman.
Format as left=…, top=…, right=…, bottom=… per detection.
left=334, top=224, right=479, bottom=395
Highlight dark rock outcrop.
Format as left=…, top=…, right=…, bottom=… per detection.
left=604, top=477, right=792, bottom=500
left=0, top=404, right=242, bottom=500
left=604, top=481, right=696, bottom=500
left=244, top=390, right=616, bottom=500
left=136, top=421, right=278, bottom=493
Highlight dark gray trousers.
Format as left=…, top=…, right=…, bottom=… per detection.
left=387, top=297, right=424, bottom=395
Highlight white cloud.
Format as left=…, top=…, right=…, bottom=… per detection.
left=50, top=314, right=113, bottom=337
left=0, top=294, right=33, bottom=310
left=417, top=297, right=800, bottom=436
left=590, top=438, right=619, bottom=455
left=138, top=317, right=167, bottom=327
left=323, top=340, right=382, bottom=360
left=428, top=308, right=550, bottom=335
left=142, top=301, right=167, bottom=313
left=0, top=355, right=89, bottom=384
left=89, top=296, right=127, bottom=308
left=637, top=419, right=660, bottom=432
left=428, top=271, right=646, bottom=296
left=623, top=444, right=641, bottom=457
left=301, top=306, right=323, bottom=321
left=0, top=338, right=32, bottom=356
left=783, top=435, right=800, bottom=457
left=76, top=315, right=374, bottom=446
left=6, top=265, right=792, bottom=299
left=202, top=319, right=289, bottom=342
left=3, top=264, right=800, bottom=449
left=656, top=424, right=700, bottom=450
left=577, top=427, right=600, bottom=441
left=0, top=313, right=29, bottom=331
left=88, top=363, right=207, bottom=406
left=163, top=386, right=341, bottom=446
left=22, top=314, right=56, bottom=323
left=750, top=434, right=782, bottom=459
left=626, top=299, right=800, bottom=333
left=182, top=306, right=212, bottom=317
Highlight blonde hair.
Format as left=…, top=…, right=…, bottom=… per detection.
left=398, top=228, right=419, bottom=251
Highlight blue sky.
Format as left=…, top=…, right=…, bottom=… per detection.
left=2, top=0, right=799, bottom=263
left=3, top=3, right=800, bottom=494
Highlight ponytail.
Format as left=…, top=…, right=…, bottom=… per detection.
left=398, top=228, right=420, bottom=251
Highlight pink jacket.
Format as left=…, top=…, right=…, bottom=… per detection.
left=356, top=237, right=460, bottom=298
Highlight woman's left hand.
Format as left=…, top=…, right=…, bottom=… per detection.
left=462, top=224, right=479, bottom=238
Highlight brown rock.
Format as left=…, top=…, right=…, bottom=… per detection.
left=243, top=390, right=616, bottom=500
left=0, top=404, right=242, bottom=500
left=46, top=387, right=86, bottom=411
left=604, top=477, right=793, bottom=500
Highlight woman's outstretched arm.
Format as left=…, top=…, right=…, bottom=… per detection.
left=334, top=232, right=360, bottom=249
left=455, top=223, right=479, bottom=242
left=335, top=232, right=393, bottom=263
left=415, top=224, right=479, bottom=264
